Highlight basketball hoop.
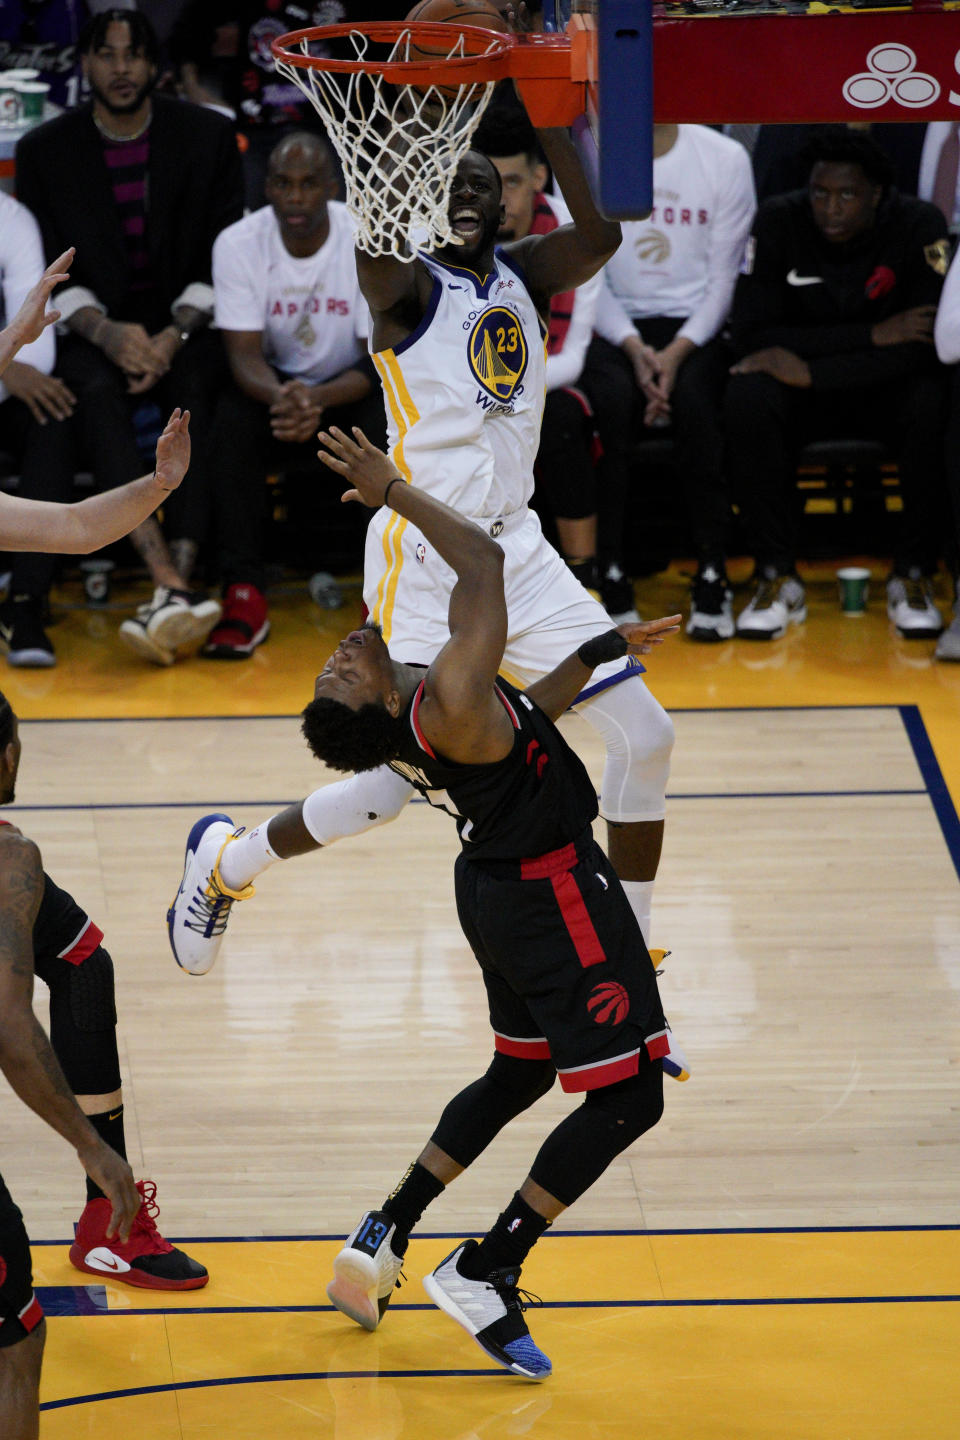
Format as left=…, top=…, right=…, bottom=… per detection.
left=271, top=22, right=515, bottom=260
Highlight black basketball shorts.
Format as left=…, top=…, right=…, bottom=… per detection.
left=454, top=837, right=669, bottom=1093
left=0, top=1173, right=44, bottom=1348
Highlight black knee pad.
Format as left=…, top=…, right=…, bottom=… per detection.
left=43, top=948, right=121, bottom=1095
left=583, top=1068, right=664, bottom=1146
left=431, top=1054, right=556, bottom=1167
left=529, top=1065, right=664, bottom=1207
left=485, top=1051, right=556, bottom=1108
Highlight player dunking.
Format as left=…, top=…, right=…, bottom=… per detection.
left=301, top=424, right=678, bottom=1378
left=169, top=123, right=679, bottom=1034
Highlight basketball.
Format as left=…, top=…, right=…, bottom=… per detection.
left=404, top=0, right=510, bottom=97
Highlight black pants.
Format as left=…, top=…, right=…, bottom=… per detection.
left=724, top=366, right=949, bottom=576
left=535, top=386, right=597, bottom=525
left=208, top=379, right=387, bottom=591
left=577, top=321, right=732, bottom=572
left=945, top=365, right=960, bottom=577
left=0, top=396, right=76, bottom=595
left=7, top=331, right=226, bottom=598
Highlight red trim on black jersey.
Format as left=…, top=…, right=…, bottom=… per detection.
left=558, top=1048, right=641, bottom=1093
left=645, top=1030, right=670, bottom=1061
left=550, top=871, right=606, bottom=967
left=410, top=682, right=436, bottom=758
left=17, top=1293, right=44, bottom=1333
left=494, top=684, right=521, bottom=729
left=57, top=917, right=104, bottom=965
left=494, top=1032, right=552, bottom=1061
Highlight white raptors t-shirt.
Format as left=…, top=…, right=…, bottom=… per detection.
left=213, top=200, right=368, bottom=383
left=600, top=124, right=756, bottom=347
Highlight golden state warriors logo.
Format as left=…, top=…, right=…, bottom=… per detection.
left=468, top=307, right=528, bottom=403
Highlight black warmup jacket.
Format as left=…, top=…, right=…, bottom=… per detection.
left=730, top=187, right=950, bottom=392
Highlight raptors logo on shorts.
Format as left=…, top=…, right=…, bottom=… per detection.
left=468, top=307, right=528, bottom=403
left=587, top=980, right=630, bottom=1026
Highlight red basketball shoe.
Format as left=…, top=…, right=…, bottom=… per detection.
left=69, top=1180, right=208, bottom=1290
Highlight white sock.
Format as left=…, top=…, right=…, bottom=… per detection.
left=218, top=819, right=281, bottom=891
left=621, top=879, right=654, bottom=948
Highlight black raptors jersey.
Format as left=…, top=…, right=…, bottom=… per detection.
left=389, top=676, right=599, bottom=862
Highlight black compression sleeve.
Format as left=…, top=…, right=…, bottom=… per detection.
left=577, top=629, right=630, bottom=669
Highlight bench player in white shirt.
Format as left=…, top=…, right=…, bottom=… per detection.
left=168, top=124, right=684, bottom=1073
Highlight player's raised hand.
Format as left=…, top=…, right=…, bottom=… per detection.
left=318, top=425, right=403, bottom=508
left=153, top=408, right=192, bottom=492
left=617, top=614, right=682, bottom=655
left=0, top=248, right=74, bottom=369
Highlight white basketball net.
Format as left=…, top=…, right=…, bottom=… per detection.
left=274, top=29, right=501, bottom=260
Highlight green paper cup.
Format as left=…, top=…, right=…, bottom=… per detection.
left=14, top=81, right=49, bottom=123
left=837, top=566, right=870, bottom=616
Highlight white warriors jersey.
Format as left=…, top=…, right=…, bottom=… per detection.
left=371, top=248, right=548, bottom=519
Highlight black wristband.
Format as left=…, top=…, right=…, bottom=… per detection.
left=383, top=475, right=404, bottom=507
left=577, top=628, right=629, bottom=668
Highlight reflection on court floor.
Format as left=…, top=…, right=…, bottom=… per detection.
left=34, top=1230, right=960, bottom=1438
left=3, top=579, right=959, bottom=1440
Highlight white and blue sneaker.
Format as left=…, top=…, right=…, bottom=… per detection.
left=327, top=1210, right=405, bottom=1331
left=167, top=814, right=252, bottom=975
left=423, top=1240, right=551, bottom=1381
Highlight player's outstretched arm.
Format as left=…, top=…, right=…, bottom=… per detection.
left=319, top=425, right=513, bottom=762
left=0, top=248, right=74, bottom=376
left=507, top=127, right=621, bottom=306
left=525, top=616, right=682, bottom=722
left=0, top=829, right=140, bottom=1242
left=0, top=408, right=191, bottom=555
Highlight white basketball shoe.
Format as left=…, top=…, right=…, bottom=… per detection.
left=327, top=1210, right=405, bottom=1331
left=423, top=1240, right=551, bottom=1380
left=167, top=814, right=252, bottom=975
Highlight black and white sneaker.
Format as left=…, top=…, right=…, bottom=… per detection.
left=423, top=1240, right=551, bottom=1380
left=0, top=594, right=55, bottom=667
left=326, top=1210, right=405, bottom=1331
left=886, top=572, right=943, bottom=639
left=935, top=579, right=960, bottom=662
left=601, top=564, right=640, bottom=625
left=686, top=566, right=733, bottom=642
left=736, top=572, right=806, bottom=639
left=120, top=586, right=221, bottom=664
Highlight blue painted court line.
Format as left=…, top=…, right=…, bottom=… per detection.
left=17, top=703, right=911, bottom=724
left=40, top=1370, right=509, bottom=1411
left=37, top=1293, right=960, bottom=1320
left=31, top=1221, right=960, bottom=1246
left=899, top=704, right=960, bottom=884
left=6, top=787, right=930, bottom=815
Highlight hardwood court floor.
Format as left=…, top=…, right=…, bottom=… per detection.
left=2, top=556, right=959, bottom=1438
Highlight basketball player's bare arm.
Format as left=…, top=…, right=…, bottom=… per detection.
left=0, top=408, right=191, bottom=555
left=355, top=249, right=434, bottom=350
left=0, top=830, right=140, bottom=1240
left=0, top=248, right=74, bottom=376
left=319, top=424, right=514, bottom=763
left=525, top=616, right=683, bottom=723
left=506, top=128, right=621, bottom=309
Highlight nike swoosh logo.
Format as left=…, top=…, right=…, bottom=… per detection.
left=95, top=1256, right=121, bottom=1270
left=108, top=1110, right=123, bottom=1122
left=786, top=269, right=823, bottom=286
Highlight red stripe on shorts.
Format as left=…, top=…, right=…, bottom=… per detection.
left=550, top=871, right=605, bottom=967
left=494, top=1033, right=552, bottom=1061
left=558, top=1048, right=641, bottom=1093
left=57, top=918, right=104, bottom=965
left=17, top=1294, right=44, bottom=1333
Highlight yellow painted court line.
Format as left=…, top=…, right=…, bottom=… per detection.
left=33, top=1230, right=960, bottom=1312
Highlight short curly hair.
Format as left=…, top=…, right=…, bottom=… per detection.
left=301, top=696, right=404, bottom=774
left=799, top=126, right=896, bottom=191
